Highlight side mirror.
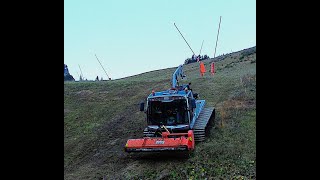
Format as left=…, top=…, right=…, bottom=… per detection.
left=140, top=102, right=145, bottom=111
left=193, top=93, right=199, bottom=99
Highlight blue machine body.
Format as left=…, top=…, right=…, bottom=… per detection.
left=144, top=65, right=206, bottom=133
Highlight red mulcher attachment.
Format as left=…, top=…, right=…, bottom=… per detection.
left=125, top=126, right=195, bottom=152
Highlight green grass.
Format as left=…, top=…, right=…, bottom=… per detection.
left=64, top=47, right=256, bottom=179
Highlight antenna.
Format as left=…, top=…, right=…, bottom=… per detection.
left=76, top=71, right=80, bottom=81
left=174, top=23, right=195, bottom=55
left=199, top=40, right=204, bottom=55
left=95, top=54, right=111, bottom=80
left=78, top=64, right=84, bottom=80
left=214, top=16, right=222, bottom=58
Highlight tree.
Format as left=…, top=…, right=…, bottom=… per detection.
left=64, top=74, right=75, bottom=81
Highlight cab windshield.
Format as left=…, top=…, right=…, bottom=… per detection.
left=147, top=99, right=188, bottom=125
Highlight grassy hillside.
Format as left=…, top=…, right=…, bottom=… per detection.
left=64, top=47, right=256, bottom=179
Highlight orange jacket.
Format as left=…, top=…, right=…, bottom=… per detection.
left=200, top=62, right=206, bottom=73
